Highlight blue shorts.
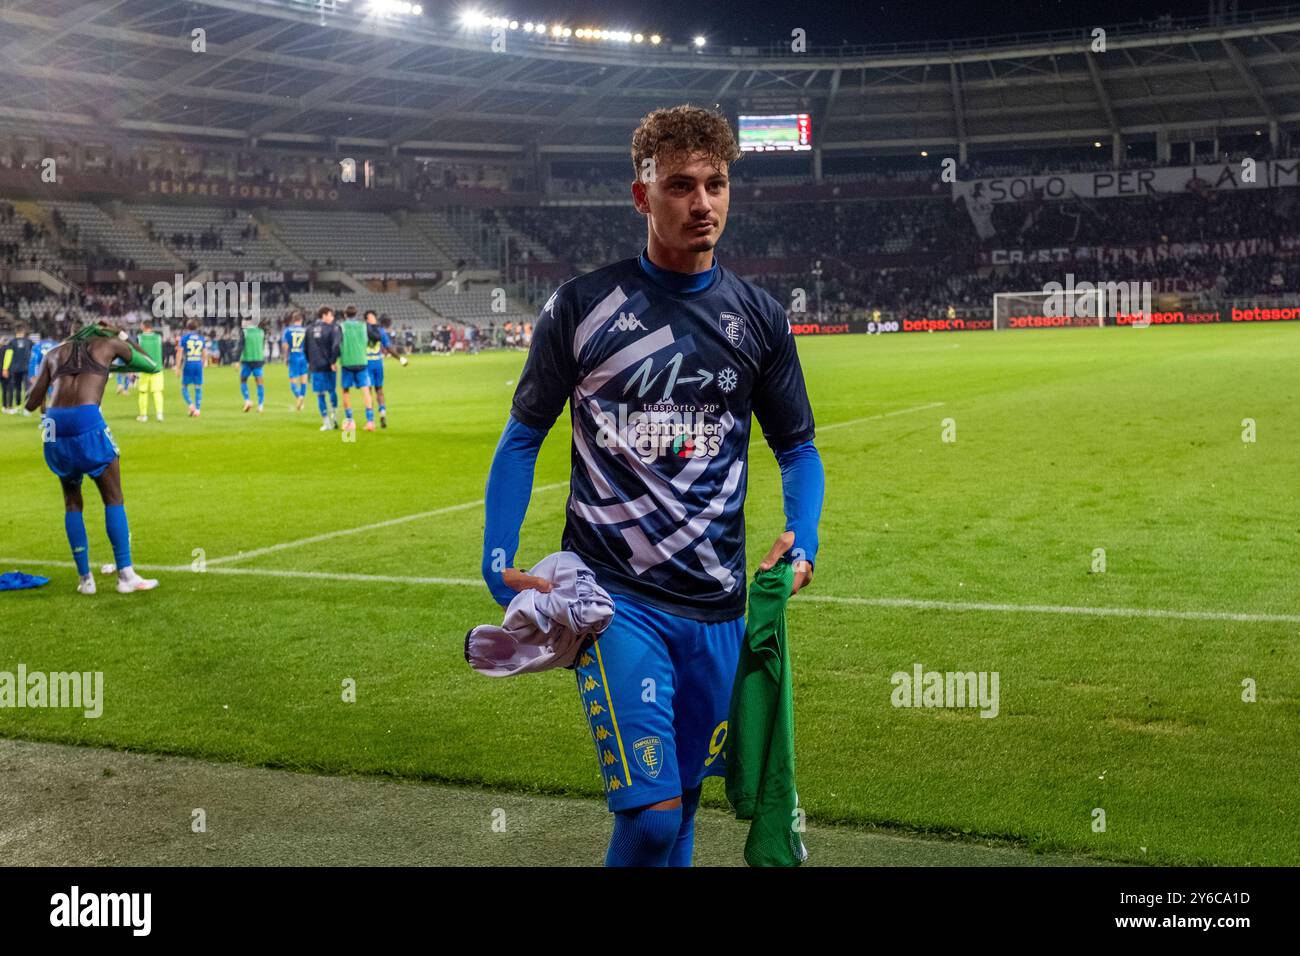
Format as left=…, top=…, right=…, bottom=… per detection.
left=42, top=405, right=119, bottom=482
left=311, top=371, right=337, bottom=393
left=367, top=362, right=384, bottom=389
left=182, top=363, right=204, bottom=386
left=288, top=356, right=308, bottom=378
left=240, top=361, right=264, bottom=379
left=341, top=367, right=371, bottom=390
left=575, top=589, right=744, bottom=812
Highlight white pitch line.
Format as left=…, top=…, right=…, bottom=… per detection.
left=5, top=558, right=1297, bottom=624
left=0, top=559, right=479, bottom=586
left=820, top=401, right=945, bottom=432
left=203, top=480, right=568, bottom=567
left=797, top=594, right=1300, bottom=625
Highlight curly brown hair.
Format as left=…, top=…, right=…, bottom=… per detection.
left=630, top=105, right=741, bottom=183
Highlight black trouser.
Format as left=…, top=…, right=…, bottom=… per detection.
left=2, top=371, right=25, bottom=408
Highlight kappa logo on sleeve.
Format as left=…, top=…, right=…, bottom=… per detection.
left=718, top=311, right=746, bottom=347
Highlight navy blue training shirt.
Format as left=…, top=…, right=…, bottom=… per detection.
left=510, top=247, right=816, bottom=622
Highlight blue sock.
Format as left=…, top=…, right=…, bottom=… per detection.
left=379, top=404, right=386, bottom=415
left=345, top=407, right=354, bottom=421
left=668, top=786, right=703, bottom=866
left=181, top=385, right=192, bottom=405
left=64, top=512, right=90, bottom=576
left=317, top=393, right=328, bottom=416
left=104, top=504, right=131, bottom=570
left=364, top=407, right=373, bottom=423
left=240, top=380, right=250, bottom=401
left=195, top=386, right=202, bottom=409
left=605, top=804, right=682, bottom=867
left=328, top=389, right=338, bottom=409
left=256, top=383, right=264, bottom=404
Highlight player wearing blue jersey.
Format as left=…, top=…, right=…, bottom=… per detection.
left=176, top=319, right=208, bottom=417
left=364, top=311, right=408, bottom=428
left=27, top=333, right=57, bottom=408
left=482, top=106, right=824, bottom=867
left=282, top=311, right=309, bottom=411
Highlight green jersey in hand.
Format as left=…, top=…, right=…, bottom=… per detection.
left=725, top=560, right=808, bottom=867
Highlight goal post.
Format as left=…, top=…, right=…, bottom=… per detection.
left=992, top=291, right=1104, bottom=331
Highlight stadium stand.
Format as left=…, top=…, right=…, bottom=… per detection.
left=1, top=0, right=1298, bottom=347
left=418, top=284, right=535, bottom=328
left=127, top=204, right=306, bottom=271
left=0, top=205, right=71, bottom=274
left=405, top=211, right=479, bottom=266
left=269, top=210, right=451, bottom=272
left=489, top=210, right=557, bottom=264
left=40, top=201, right=178, bottom=270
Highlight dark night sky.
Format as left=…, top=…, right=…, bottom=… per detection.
left=506, top=0, right=1279, bottom=47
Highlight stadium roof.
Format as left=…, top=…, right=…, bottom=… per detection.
left=1, top=0, right=1299, bottom=157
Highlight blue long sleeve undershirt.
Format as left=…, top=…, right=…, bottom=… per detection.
left=774, top=439, right=824, bottom=568
left=482, top=414, right=546, bottom=607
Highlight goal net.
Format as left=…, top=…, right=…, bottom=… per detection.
left=992, top=291, right=1104, bottom=331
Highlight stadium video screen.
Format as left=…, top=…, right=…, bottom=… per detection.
left=738, top=113, right=813, bottom=152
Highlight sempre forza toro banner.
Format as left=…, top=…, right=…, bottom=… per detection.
left=952, top=159, right=1300, bottom=204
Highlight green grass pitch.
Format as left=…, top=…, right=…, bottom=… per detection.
left=1, top=323, right=1297, bottom=866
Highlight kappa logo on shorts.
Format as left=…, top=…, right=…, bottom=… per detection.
left=633, top=736, right=664, bottom=778
left=719, top=311, right=746, bottom=347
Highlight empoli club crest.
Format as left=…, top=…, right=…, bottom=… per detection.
left=633, top=736, right=663, bottom=779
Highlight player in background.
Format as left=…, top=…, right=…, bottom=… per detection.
left=134, top=317, right=166, bottom=422
left=27, top=330, right=56, bottom=409
left=364, top=311, right=408, bottom=428
left=338, top=305, right=375, bottom=433
left=176, top=319, right=207, bottom=417
left=305, top=305, right=341, bottom=431
left=236, top=319, right=266, bottom=413
left=482, top=105, right=824, bottom=867
left=1, top=326, right=32, bottom=414
left=25, top=322, right=161, bottom=594
left=282, top=310, right=309, bottom=411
